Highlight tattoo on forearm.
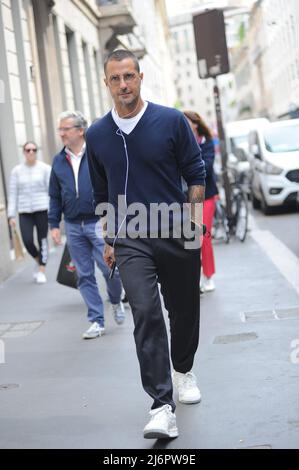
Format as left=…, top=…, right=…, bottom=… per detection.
left=187, top=185, right=205, bottom=204
left=187, top=185, right=205, bottom=227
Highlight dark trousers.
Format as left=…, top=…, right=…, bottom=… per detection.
left=115, top=236, right=201, bottom=411
left=19, top=211, right=48, bottom=266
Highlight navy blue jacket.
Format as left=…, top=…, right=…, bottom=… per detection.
left=48, top=148, right=97, bottom=229
left=200, top=139, right=218, bottom=200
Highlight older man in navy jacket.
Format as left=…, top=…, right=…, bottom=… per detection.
left=49, top=111, right=124, bottom=339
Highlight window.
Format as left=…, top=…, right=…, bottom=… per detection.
left=173, top=32, right=180, bottom=53
left=53, top=15, right=67, bottom=108
left=66, top=28, right=82, bottom=110
left=184, top=29, right=190, bottom=51
left=82, top=41, right=94, bottom=119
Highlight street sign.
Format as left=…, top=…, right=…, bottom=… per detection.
left=193, top=9, right=230, bottom=79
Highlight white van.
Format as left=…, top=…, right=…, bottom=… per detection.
left=225, top=118, right=269, bottom=160
left=223, top=118, right=270, bottom=192
left=248, top=119, right=299, bottom=214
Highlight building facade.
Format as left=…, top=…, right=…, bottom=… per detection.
left=260, top=0, right=299, bottom=119
left=168, top=11, right=216, bottom=128
left=231, top=0, right=299, bottom=120
left=0, top=0, right=175, bottom=281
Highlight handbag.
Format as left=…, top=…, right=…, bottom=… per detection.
left=56, top=244, right=78, bottom=289
left=12, top=228, right=24, bottom=261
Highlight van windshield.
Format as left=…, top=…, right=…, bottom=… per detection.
left=263, top=124, right=299, bottom=153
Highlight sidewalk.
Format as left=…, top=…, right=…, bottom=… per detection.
left=0, top=231, right=299, bottom=449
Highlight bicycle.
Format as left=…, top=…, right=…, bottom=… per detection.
left=229, top=168, right=249, bottom=242
left=212, top=196, right=230, bottom=243
left=213, top=167, right=249, bottom=243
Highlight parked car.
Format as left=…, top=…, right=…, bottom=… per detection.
left=248, top=119, right=299, bottom=214
left=225, top=118, right=270, bottom=194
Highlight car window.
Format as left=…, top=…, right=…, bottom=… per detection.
left=230, top=135, right=248, bottom=151
left=263, top=124, right=299, bottom=153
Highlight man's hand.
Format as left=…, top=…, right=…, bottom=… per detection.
left=9, top=218, right=16, bottom=228
left=51, top=228, right=62, bottom=245
left=103, top=243, right=115, bottom=268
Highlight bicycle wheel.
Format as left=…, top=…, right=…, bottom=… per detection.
left=235, top=192, right=248, bottom=242
left=213, top=200, right=230, bottom=243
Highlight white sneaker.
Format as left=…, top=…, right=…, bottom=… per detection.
left=199, top=277, right=205, bottom=294
left=35, top=271, right=47, bottom=284
left=112, top=302, right=125, bottom=325
left=33, top=265, right=39, bottom=280
left=143, top=404, right=179, bottom=439
left=172, top=371, right=201, bottom=404
left=203, top=277, right=215, bottom=292
left=82, top=322, right=105, bottom=340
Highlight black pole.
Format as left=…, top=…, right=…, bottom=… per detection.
left=213, top=77, right=233, bottom=223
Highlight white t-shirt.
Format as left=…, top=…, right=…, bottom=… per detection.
left=65, top=143, right=86, bottom=195
left=112, top=101, right=148, bottom=134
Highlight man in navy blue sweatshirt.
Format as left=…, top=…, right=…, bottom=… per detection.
left=48, top=111, right=124, bottom=339
left=86, top=50, right=206, bottom=439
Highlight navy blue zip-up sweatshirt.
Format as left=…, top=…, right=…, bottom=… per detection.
left=48, top=148, right=97, bottom=229
left=86, top=102, right=206, bottom=234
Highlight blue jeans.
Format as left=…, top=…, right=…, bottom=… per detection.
left=65, top=221, right=122, bottom=326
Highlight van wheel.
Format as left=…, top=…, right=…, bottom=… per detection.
left=261, top=192, right=272, bottom=215
left=251, top=192, right=260, bottom=209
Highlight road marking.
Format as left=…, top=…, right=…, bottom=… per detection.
left=251, top=229, right=299, bottom=296
left=248, top=213, right=259, bottom=231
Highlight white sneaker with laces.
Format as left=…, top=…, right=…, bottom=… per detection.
left=36, top=271, right=47, bottom=284
left=82, top=322, right=105, bottom=340
left=143, top=404, right=179, bottom=439
left=112, top=302, right=125, bottom=325
left=172, top=371, right=201, bottom=404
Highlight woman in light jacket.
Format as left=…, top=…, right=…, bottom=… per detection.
left=8, top=142, right=51, bottom=284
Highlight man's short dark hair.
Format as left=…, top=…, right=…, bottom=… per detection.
left=104, top=49, right=140, bottom=74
